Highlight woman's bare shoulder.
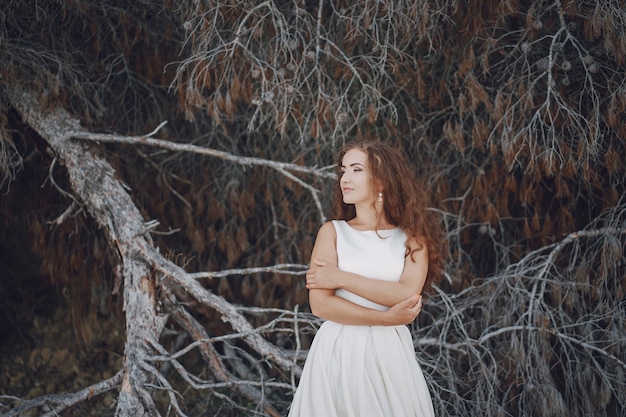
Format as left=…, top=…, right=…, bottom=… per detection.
left=317, top=221, right=337, bottom=237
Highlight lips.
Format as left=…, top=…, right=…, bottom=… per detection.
left=342, top=187, right=353, bottom=193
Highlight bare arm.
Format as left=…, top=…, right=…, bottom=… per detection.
left=306, top=236, right=429, bottom=307
left=307, top=222, right=422, bottom=325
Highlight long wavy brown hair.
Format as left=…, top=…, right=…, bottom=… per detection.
left=332, top=140, right=446, bottom=293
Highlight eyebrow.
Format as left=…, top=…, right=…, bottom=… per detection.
left=340, top=162, right=366, bottom=168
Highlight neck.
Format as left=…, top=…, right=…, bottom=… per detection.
left=352, top=203, right=389, bottom=229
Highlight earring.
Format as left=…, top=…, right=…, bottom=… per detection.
left=378, top=191, right=383, bottom=202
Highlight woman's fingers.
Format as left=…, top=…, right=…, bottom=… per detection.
left=305, top=266, right=318, bottom=288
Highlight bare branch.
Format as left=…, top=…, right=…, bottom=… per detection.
left=72, top=129, right=334, bottom=179
left=189, top=263, right=307, bottom=279
left=0, top=127, right=23, bottom=192
left=4, top=370, right=124, bottom=417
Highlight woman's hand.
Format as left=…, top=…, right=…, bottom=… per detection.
left=306, top=259, right=340, bottom=290
left=384, top=294, right=423, bottom=325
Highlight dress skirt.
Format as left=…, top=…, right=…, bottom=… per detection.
left=288, top=320, right=435, bottom=417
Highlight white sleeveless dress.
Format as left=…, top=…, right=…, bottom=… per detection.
left=288, top=220, right=435, bottom=417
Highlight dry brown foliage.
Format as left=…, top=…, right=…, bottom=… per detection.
left=0, top=0, right=624, bottom=416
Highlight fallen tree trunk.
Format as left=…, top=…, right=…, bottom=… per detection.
left=6, top=88, right=303, bottom=416
left=9, top=90, right=164, bottom=416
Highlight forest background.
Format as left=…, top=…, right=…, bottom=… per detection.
left=0, top=1, right=624, bottom=416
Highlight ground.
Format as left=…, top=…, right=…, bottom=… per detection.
left=0, top=291, right=124, bottom=417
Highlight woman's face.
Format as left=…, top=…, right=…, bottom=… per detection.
left=339, top=149, right=377, bottom=205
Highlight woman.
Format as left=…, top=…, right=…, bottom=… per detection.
left=288, top=140, right=445, bottom=417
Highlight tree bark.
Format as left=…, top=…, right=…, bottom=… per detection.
left=8, top=89, right=164, bottom=416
